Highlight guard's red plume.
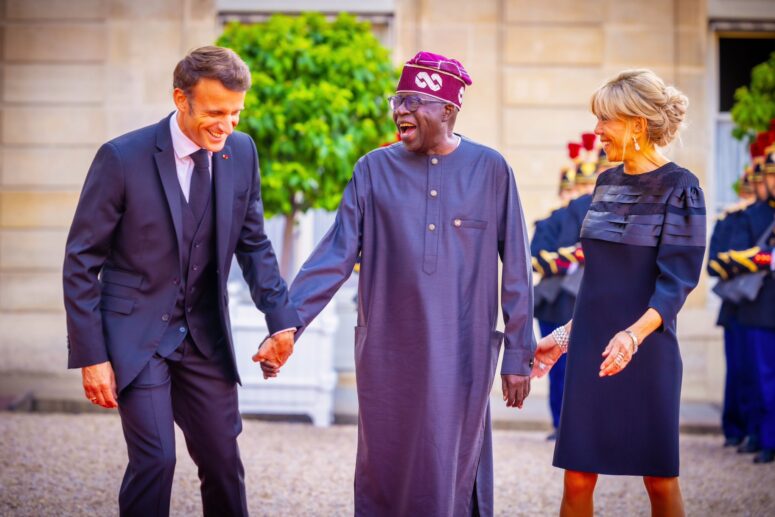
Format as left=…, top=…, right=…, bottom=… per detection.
left=568, top=142, right=582, bottom=160
left=581, top=132, right=597, bottom=151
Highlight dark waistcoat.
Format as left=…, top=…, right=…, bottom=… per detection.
left=157, top=183, right=222, bottom=357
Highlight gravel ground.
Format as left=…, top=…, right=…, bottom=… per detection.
left=0, top=413, right=772, bottom=516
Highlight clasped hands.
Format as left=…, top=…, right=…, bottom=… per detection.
left=530, top=329, right=637, bottom=379
left=251, top=329, right=296, bottom=379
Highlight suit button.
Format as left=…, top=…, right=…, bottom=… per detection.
left=179, top=326, right=186, bottom=333
left=172, top=278, right=180, bottom=285
left=194, top=241, right=200, bottom=248
left=162, top=313, right=170, bottom=322
left=186, top=306, right=193, bottom=313
left=431, top=158, right=439, bottom=165
left=192, top=265, right=199, bottom=271
left=430, top=189, right=438, bottom=197
left=428, top=223, right=436, bottom=231
left=454, top=219, right=462, bottom=227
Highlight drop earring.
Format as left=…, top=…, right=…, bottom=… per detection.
left=632, top=136, right=641, bottom=152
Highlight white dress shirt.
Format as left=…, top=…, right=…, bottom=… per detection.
left=169, top=112, right=211, bottom=202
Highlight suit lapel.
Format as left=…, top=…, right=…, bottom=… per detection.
left=213, top=144, right=233, bottom=272
left=154, top=115, right=184, bottom=269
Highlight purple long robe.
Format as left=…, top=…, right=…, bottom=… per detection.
left=289, top=138, right=536, bottom=516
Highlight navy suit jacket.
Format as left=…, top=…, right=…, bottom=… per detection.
left=63, top=115, right=301, bottom=391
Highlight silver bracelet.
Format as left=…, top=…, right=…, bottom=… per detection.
left=551, top=325, right=570, bottom=353
left=623, top=329, right=639, bottom=354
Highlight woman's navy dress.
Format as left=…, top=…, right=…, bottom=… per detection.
left=553, top=163, right=706, bottom=477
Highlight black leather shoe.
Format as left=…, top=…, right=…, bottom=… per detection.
left=723, top=437, right=743, bottom=447
left=738, top=436, right=762, bottom=454
left=753, top=449, right=774, bottom=464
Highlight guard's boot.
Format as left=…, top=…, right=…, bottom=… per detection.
left=753, top=449, right=774, bottom=464
left=737, top=435, right=762, bottom=454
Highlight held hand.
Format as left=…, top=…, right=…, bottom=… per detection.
left=258, top=358, right=280, bottom=380
left=501, top=374, right=531, bottom=409
left=531, top=335, right=564, bottom=379
left=82, top=361, right=118, bottom=409
left=599, top=331, right=636, bottom=377
left=252, top=330, right=296, bottom=379
left=252, top=336, right=282, bottom=380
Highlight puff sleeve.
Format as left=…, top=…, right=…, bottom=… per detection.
left=648, top=180, right=707, bottom=330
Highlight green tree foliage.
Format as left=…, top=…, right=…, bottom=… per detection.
left=218, top=13, right=398, bottom=274
left=220, top=14, right=399, bottom=217
left=731, top=51, right=775, bottom=142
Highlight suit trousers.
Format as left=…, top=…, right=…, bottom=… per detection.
left=117, top=337, right=247, bottom=517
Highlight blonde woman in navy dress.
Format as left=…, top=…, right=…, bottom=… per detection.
left=532, top=70, right=706, bottom=517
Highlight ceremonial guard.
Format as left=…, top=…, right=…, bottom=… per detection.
left=711, top=127, right=775, bottom=464
left=707, top=162, right=757, bottom=448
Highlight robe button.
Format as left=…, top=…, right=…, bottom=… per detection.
left=454, top=219, right=462, bottom=227
left=430, top=189, right=438, bottom=197
left=431, top=158, right=438, bottom=165
left=161, top=313, right=170, bottom=322
left=428, top=223, right=436, bottom=231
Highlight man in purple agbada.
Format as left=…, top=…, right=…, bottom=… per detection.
left=257, top=51, right=536, bottom=516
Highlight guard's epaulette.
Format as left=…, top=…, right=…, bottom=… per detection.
left=540, top=207, right=561, bottom=220
left=721, top=200, right=754, bottom=219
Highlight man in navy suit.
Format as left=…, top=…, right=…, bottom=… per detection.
left=63, top=46, right=301, bottom=516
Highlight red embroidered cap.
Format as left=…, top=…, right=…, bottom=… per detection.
left=396, top=51, right=473, bottom=109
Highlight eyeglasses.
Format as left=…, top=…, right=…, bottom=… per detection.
left=388, top=95, right=448, bottom=112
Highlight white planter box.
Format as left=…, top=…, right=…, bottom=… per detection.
left=230, top=291, right=337, bottom=427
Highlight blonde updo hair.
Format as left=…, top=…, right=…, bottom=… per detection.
left=591, top=69, right=688, bottom=147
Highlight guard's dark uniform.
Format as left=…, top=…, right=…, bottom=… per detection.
left=727, top=198, right=775, bottom=462
left=708, top=207, right=749, bottom=445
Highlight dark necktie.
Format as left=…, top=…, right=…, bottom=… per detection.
left=189, top=149, right=211, bottom=222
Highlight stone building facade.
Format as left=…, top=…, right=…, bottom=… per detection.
left=1, top=0, right=774, bottom=405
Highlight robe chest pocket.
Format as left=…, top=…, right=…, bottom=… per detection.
left=451, top=218, right=487, bottom=230
left=101, top=267, right=143, bottom=288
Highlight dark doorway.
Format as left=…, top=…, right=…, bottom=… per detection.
left=719, top=37, right=775, bottom=112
